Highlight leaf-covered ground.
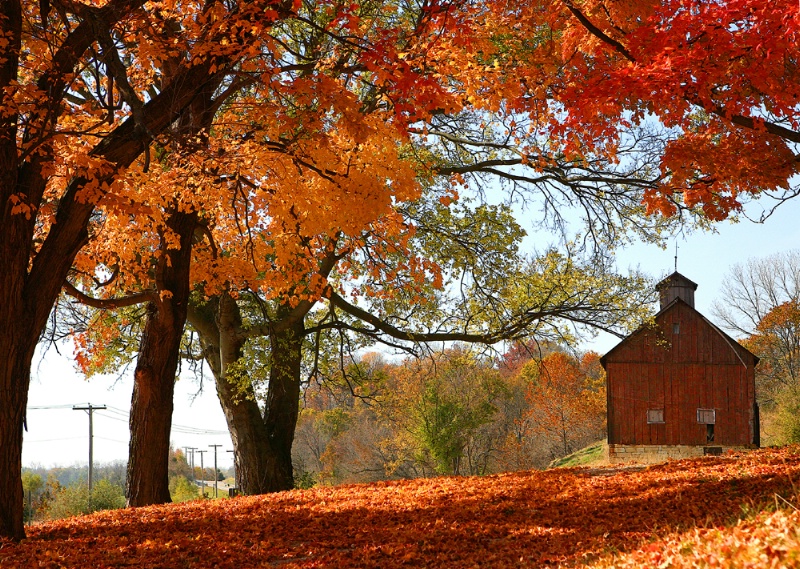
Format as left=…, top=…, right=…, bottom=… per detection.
left=3, top=447, right=800, bottom=568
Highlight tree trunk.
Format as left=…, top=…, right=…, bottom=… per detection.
left=0, top=171, right=94, bottom=541
left=126, top=210, right=197, bottom=507
left=189, top=295, right=270, bottom=494
left=261, top=304, right=304, bottom=491
left=188, top=295, right=305, bottom=495
left=0, top=331, right=36, bottom=541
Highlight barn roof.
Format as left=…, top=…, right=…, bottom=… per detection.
left=599, top=296, right=759, bottom=368
left=655, top=271, right=698, bottom=292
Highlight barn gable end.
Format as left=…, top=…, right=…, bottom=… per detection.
left=601, top=272, right=759, bottom=464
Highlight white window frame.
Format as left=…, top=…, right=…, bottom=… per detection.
left=697, top=408, right=716, bottom=425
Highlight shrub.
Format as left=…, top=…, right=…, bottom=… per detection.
left=44, top=480, right=126, bottom=520
left=170, top=476, right=199, bottom=502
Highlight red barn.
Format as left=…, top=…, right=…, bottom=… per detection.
left=600, top=272, right=759, bottom=463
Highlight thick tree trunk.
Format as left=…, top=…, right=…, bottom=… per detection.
left=0, top=173, right=93, bottom=541
left=126, top=211, right=197, bottom=507
left=0, top=332, right=36, bottom=541
left=261, top=304, right=304, bottom=491
left=126, top=303, right=179, bottom=506
left=188, top=295, right=304, bottom=495
left=214, top=350, right=275, bottom=494
left=189, top=295, right=278, bottom=494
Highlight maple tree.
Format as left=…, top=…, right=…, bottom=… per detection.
left=0, top=0, right=344, bottom=539
left=520, top=351, right=606, bottom=458
left=64, top=71, right=223, bottom=507
left=535, top=0, right=800, bottom=219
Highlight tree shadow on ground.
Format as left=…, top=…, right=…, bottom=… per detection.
left=2, top=448, right=799, bottom=568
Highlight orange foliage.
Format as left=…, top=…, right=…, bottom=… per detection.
left=522, top=351, right=606, bottom=456
left=53, top=0, right=800, bottom=370
left=742, top=300, right=800, bottom=400
left=587, top=509, right=800, bottom=569
left=63, top=0, right=800, bottom=323
left=2, top=447, right=800, bottom=567
left=545, top=0, right=800, bottom=218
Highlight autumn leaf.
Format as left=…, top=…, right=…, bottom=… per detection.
left=3, top=447, right=800, bottom=567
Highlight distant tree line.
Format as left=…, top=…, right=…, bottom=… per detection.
left=292, top=344, right=606, bottom=487
left=22, top=449, right=231, bottom=522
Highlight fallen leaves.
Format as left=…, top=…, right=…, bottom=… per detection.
left=3, top=446, right=800, bottom=567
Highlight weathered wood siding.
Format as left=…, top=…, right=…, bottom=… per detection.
left=605, top=301, right=757, bottom=447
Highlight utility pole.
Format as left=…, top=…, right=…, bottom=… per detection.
left=196, top=450, right=207, bottom=497
left=209, top=444, right=222, bottom=498
left=72, top=403, right=106, bottom=511
left=187, top=447, right=197, bottom=482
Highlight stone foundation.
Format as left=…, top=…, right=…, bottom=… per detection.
left=608, top=444, right=748, bottom=464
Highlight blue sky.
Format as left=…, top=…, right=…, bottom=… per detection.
left=22, top=196, right=800, bottom=468
left=591, top=196, right=800, bottom=352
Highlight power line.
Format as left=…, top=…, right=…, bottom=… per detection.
left=93, top=412, right=128, bottom=423
left=27, top=404, right=86, bottom=410
left=94, top=436, right=129, bottom=444
left=29, top=404, right=229, bottom=435
left=101, top=406, right=229, bottom=436
left=24, top=436, right=86, bottom=444
left=27, top=403, right=228, bottom=435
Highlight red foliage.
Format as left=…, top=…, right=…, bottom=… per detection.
left=2, top=447, right=800, bottom=567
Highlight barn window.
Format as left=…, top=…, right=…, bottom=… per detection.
left=673, top=322, right=680, bottom=334
left=697, top=408, right=716, bottom=424
left=647, top=409, right=665, bottom=424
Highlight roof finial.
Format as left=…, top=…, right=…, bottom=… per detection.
left=674, top=241, right=679, bottom=272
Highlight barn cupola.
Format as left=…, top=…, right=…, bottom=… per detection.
left=656, top=272, right=698, bottom=310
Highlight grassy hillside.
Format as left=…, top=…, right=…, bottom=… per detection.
left=2, top=447, right=800, bottom=568
left=548, top=440, right=608, bottom=468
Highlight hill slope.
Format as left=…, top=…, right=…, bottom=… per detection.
left=548, top=440, right=608, bottom=468
left=2, top=447, right=800, bottom=568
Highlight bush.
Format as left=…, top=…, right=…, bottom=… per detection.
left=170, top=476, right=199, bottom=502
left=91, top=479, right=126, bottom=511
left=774, top=389, right=800, bottom=444
left=44, top=480, right=126, bottom=520
left=45, top=484, right=89, bottom=519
